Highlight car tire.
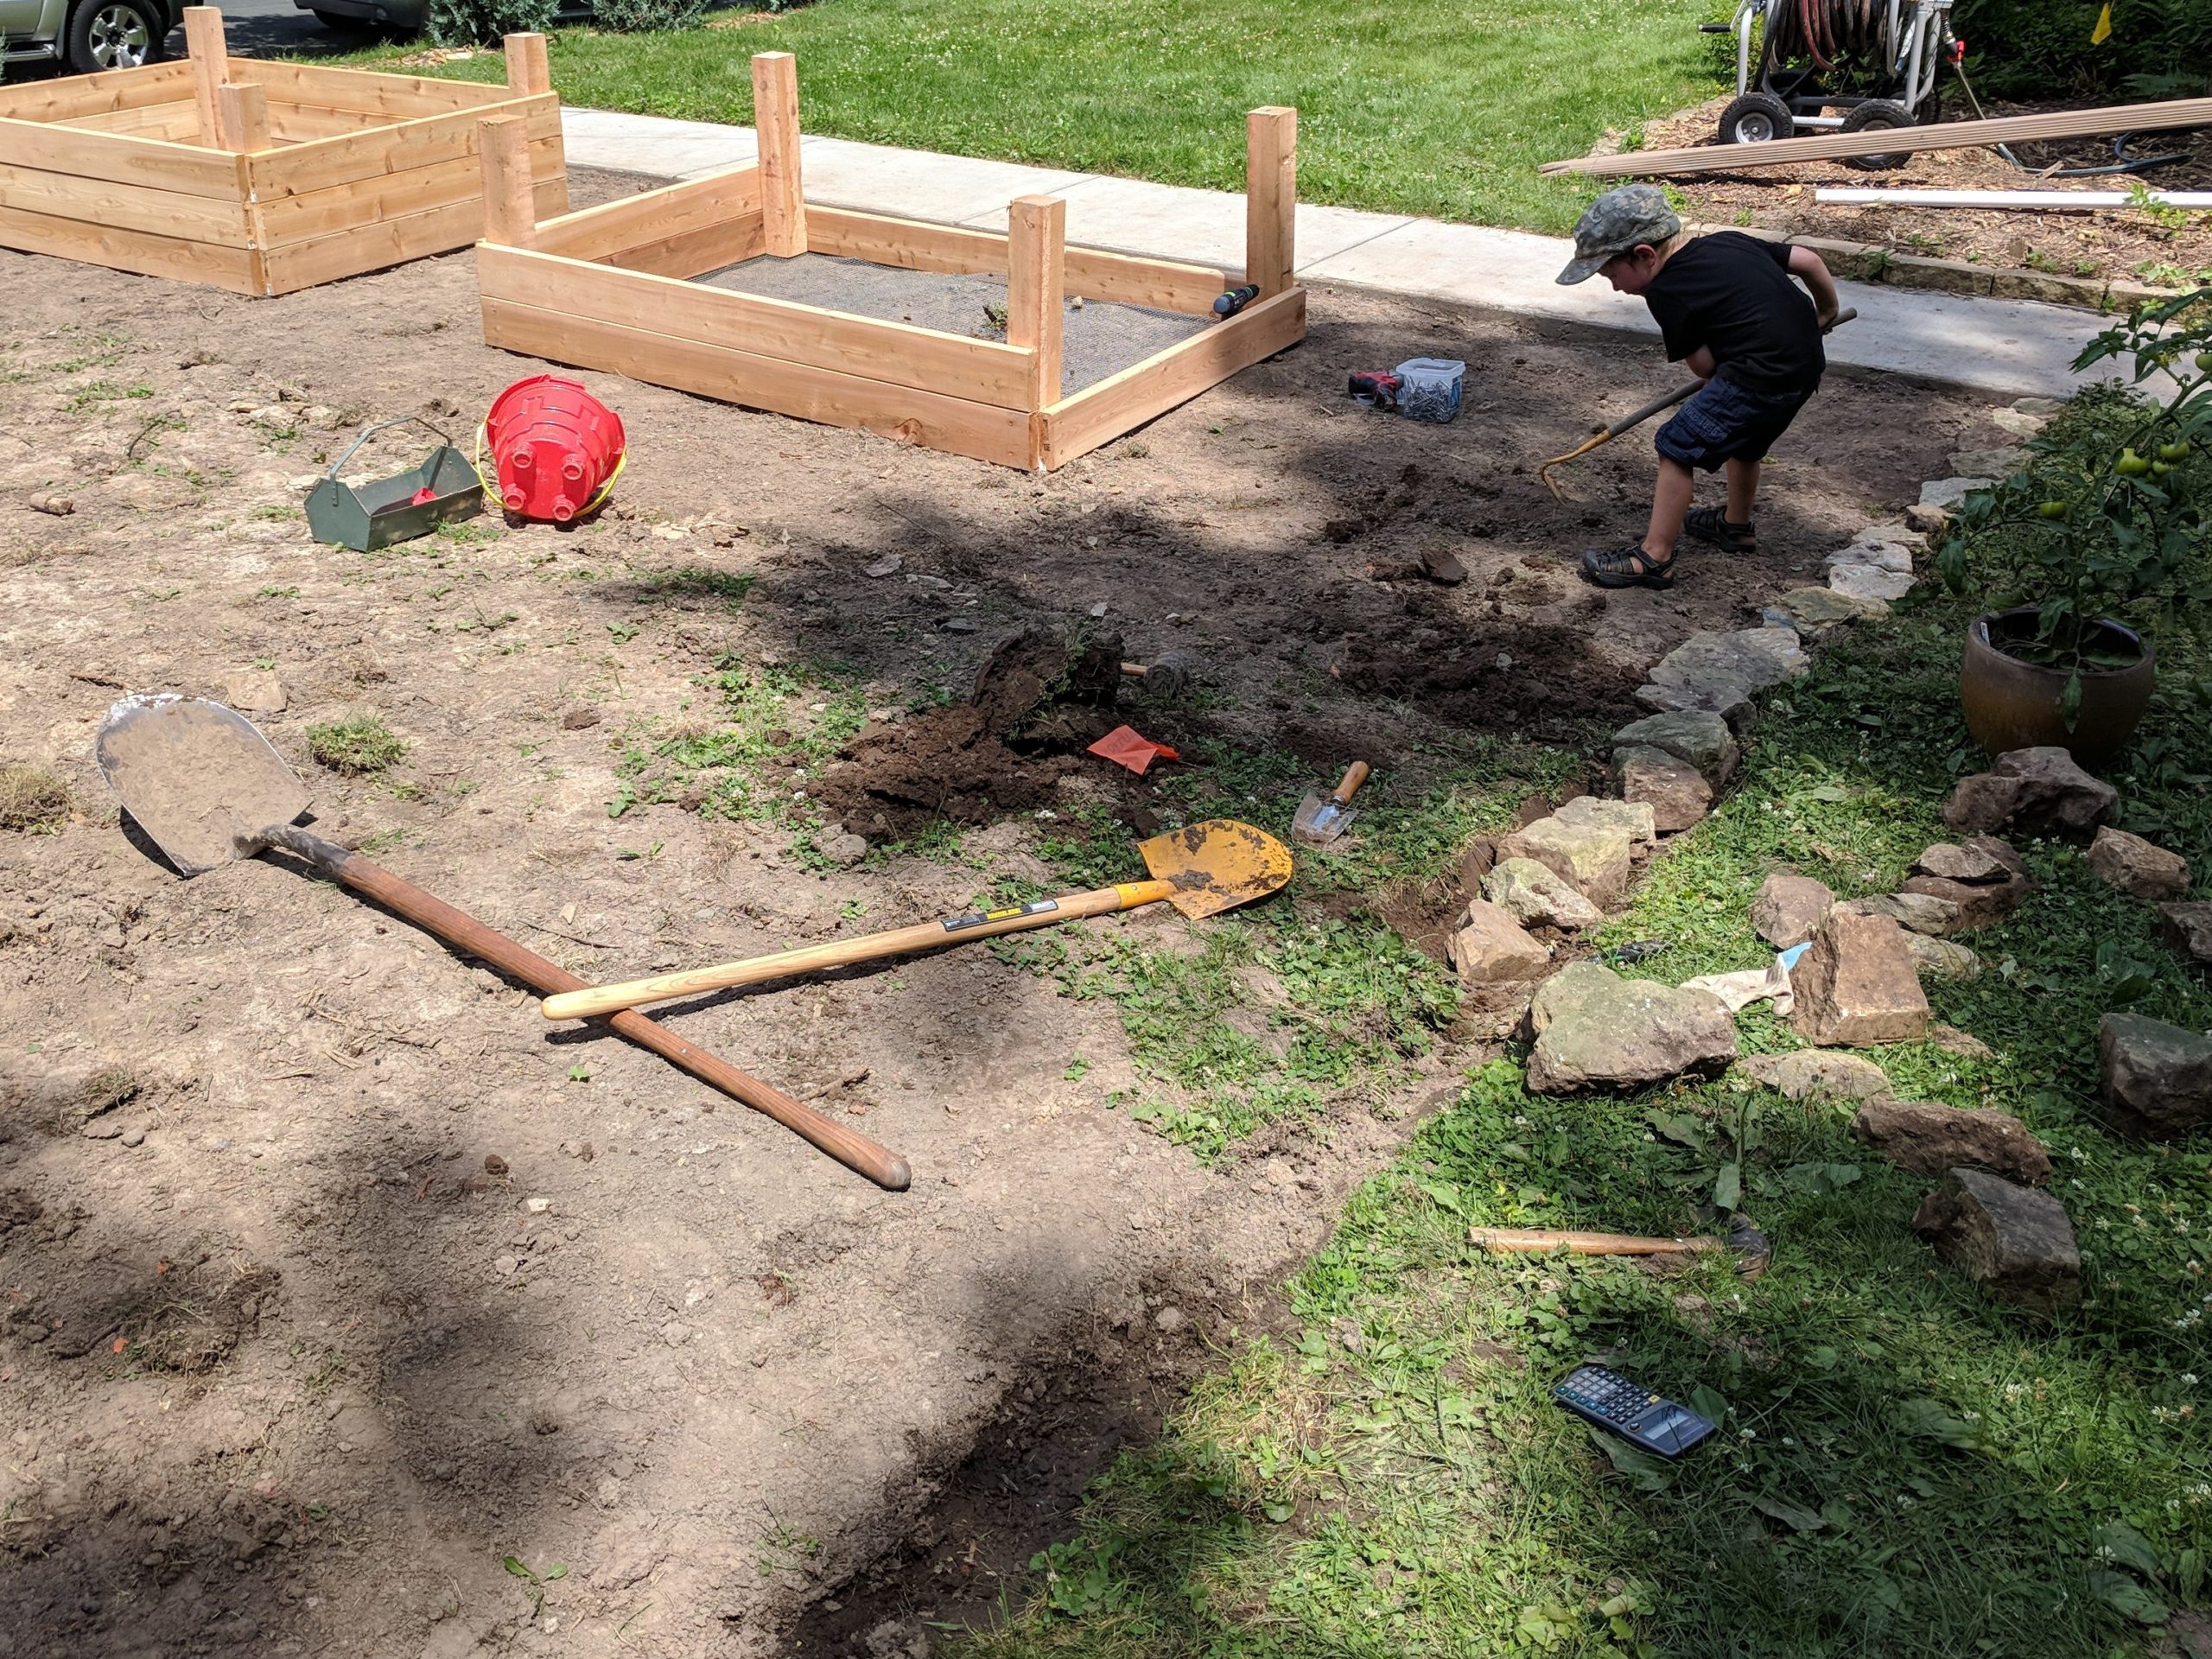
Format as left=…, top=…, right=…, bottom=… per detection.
left=65, top=0, right=167, bottom=72
left=1716, top=92, right=1795, bottom=146
left=1838, top=99, right=1916, bottom=171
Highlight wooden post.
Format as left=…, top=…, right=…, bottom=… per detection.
left=752, top=52, right=806, bottom=257
left=1007, top=194, right=1065, bottom=417
left=477, top=115, right=537, bottom=247
left=505, top=31, right=551, bottom=97
left=1244, top=105, right=1296, bottom=298
left=215, top=81, right=270, bottom=153
left=182, top=6, right=226, bottom=148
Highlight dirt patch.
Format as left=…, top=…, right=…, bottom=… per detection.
left=1623, top=96, right=2212, bottom=289
left=0, top=162, right=1995, bottom=1659
left=1336, top=620, right=1647, bottom=743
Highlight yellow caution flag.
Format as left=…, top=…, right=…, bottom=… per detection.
left=2091, top=3, right=2113, bottom=43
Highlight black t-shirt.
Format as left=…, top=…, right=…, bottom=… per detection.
left=1643, top=232, right=1824, bottom=397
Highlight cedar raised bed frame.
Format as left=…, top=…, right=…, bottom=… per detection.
left=0, top=10, right=565, bottom=298
left=470, top=53, right=1306, bottom=471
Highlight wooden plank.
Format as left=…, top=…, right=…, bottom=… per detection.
left=0, top=199, right=260, bottom=293
left=260, top=175, right=562, bottom=293
left=480, top=296, right=1033, bottom=468
left=260, top=100, right=381, bottom=143
left=806, top=207, right=1231, bottom=315
left=248, top=95, right=557, bottom=199
left=239, top=60, right=514, bottom=118
left=1041, top=285, right=1304, bottom=469
left=217, top=82, right=270, bottom=154
left=1545, top=95, right=2212, bottom=177
left=0, top=118, right=247, bottom=198
left=478, top=113, right=537, bottom=246
left=1007, top=194, right=1064, bottom=414
left=478, top=244, right=1033, bottom=407
left=530, top=165, right=759, bottom=261
left=0, top=59, right=192, bottom=123
left=505, top=31, right=551, bottom=98
left=1245, top=105, right=1296, bottom=298
left=183, top=7, right=226, bottom=147
left=0, top=159, right=250, bottom=243
left=58, top=100, right=206, bottom=140
left=751, top=52, right=804, bottom=257
left=600, top=209, right=762, bottom=278
left=259, top=136, right=561, bottom=246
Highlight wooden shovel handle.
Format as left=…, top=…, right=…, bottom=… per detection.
left=262, top=826, right=910, bottom=1192
left=1470, top=1226, right=1716, bottom=1256
left=1332, top=761, right=1371, bottom=807
left=542, top=878, right=1178, bottom=1021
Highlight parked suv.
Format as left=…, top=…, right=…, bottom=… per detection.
left=0, top=0, right=185, bottom=73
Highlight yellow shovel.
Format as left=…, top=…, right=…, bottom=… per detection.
left=539, top=818, right=1294, bottom=1021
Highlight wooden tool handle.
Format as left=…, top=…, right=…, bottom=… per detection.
left=541, top=878, right=1178, bottom=1021
left=263, top=826, right=910, bottom=1192
left=1596, top=311, right=1853, bottom=442
left=1470, top=1226, right=1716, bottom=1256
left=1332, top=761, right=1371, bottom=807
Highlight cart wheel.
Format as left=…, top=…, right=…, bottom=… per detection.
left=1717, top=92, right=1795, bottom=145
left=1839, top=99, right=1916, bottom=171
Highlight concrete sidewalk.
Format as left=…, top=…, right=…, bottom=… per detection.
left=563, top=106, right=2108, bottom=399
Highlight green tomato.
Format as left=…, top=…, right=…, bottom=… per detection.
left=2037, top=499, right=2069, bottom=519
left=2197, top=351, right=2212, bottom=371
left=2158, top=442, right=2192, bottom=461
left=2153, top=461, right=2173, bottom=477
left=2118, top=449, right=2152, bottom=476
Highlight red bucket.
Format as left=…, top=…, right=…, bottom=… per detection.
left=484, top=374, right=626, bottom=524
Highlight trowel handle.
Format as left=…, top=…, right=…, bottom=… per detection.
left=259, top=825, right=911, bottom=1192
left=1332, top=761, right=1371, bottom=807
left=1595, top=308, right=1854, bottom=441
left=541, top=879, right=1178, bottom=1021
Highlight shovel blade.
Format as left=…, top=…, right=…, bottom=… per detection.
left=1292, top=792, right=1354, bottom=844
left=1138, top=818, right=1294, bottom=919
left=96, top=694, right=308, bottom=877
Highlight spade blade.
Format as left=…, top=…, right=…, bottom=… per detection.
left=1137, top=817, right=1294, bottom=919
left=96, top=694, right=308, bottom=877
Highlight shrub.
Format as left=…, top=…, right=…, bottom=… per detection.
left=1952, top=0, right=2212, bottom=99
left=423, top=0, right=556, bottom=48
left=593, top=0, right=705, bottom=29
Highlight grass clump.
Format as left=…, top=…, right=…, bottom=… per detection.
left=0, top=765, right=73, bottom=833
left=960, top=594, right=2212, bottom=1658
left=607, top=652, right=867, bottom=823
left=306, top=714, right=409, bottom=776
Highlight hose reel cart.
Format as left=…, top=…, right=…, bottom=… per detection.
left=1704, top=0, right=1959, bottom=169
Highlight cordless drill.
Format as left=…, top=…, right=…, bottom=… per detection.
left=1347, top=371, right=1402, bottom=411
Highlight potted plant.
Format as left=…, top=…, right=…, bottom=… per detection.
left=1939, top=289, right=2212, bottom=768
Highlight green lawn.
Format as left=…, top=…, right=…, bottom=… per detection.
left=329, top=0, right=1725, bottom=233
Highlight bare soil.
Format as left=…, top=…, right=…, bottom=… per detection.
left=1626, top=96, right=2212, bottom=288
left=0, top=166, right=1995, bottom=1658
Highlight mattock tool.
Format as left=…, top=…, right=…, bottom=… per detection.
left=1538, top=307, right=1856, bottom=502
left=1119, top=652, right=1197, bottom=701
left=542, top=818, right=1293, bottom=1021
left=94, top=694, right=911, bottom=1192
left=1471, top=1217, right=1771, bottom=1279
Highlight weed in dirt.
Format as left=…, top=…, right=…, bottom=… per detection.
left=960, top=594, right=2212, bottom=1659
left=609, top=653, right=866, bottom=829
left=502, top=1554, right=569, bottom=1618
left=437, top=518, right=501, bottom=545
left=0, top=765, right=73, bottom=834
left=306, top=714, right=408, bottom=776
left=78, top=1065, right=141, bottom=1121
left=65, top=379, right=152, bottom=410
left=628, top=565, right=756, bottom=608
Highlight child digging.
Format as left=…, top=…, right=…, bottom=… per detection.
left=1556, top=183, right=1841, bottom=589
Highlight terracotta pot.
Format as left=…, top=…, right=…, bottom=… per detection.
left=1960, top=607, right=2154, bottom=767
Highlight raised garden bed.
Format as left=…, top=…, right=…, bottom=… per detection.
left=0, top=10, right=566, bottom=297
left=468, top=52, right=1306, bottom=471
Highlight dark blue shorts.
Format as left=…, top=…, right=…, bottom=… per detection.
left=1655, top=377, right=1812, bottom=472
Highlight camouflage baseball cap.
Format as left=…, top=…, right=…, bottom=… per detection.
left=1556, top=184, right=1682, bottom=285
